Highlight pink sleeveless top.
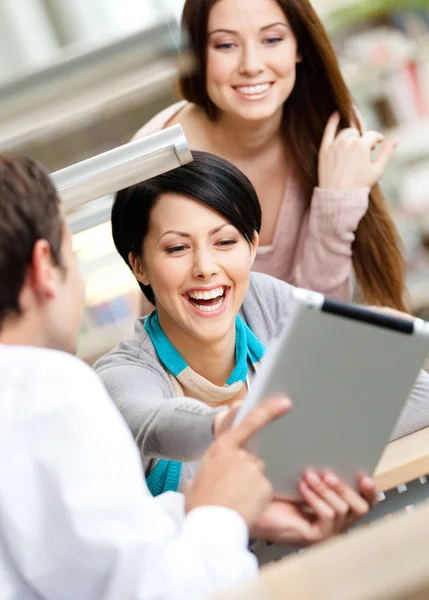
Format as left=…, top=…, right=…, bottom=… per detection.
left=134, top=101, right=369, bottom=302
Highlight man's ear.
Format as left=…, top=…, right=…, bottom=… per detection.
left=128, top=252, right=150, bottom=286
left=30, top=239, right=58, bottom=299
left=250, top=232, right=259, bottom=266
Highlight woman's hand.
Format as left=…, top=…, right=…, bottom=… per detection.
left=213, top=402, right=243, bottom=439
left=318, top=112, right=398, bottom=192
left=250, top=470, right=377, bottom=546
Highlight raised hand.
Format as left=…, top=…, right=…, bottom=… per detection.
left=318, top=112, right=398, bottom=192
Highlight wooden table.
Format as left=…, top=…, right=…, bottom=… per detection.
left=211, top=501, right=429, bottom=600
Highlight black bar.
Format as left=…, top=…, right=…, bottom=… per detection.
left=321, top=299, right=414, bottom=335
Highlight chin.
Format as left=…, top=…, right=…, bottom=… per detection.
left=190, top=319, right=233, bottom=344
left=239, top=109, right=278, bottom=121
left=233, top=103, right=283, bottom=122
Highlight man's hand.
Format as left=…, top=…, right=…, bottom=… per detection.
left=251, top=470, right=377, bottom=546
left=186, top=396, right=292, bottom=530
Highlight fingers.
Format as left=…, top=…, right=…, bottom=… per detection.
left=360, top=130, right=385, bottom=149
left=335, top=127, right=360, bottom=142
left=301, top=470, right=349, bottom=534
left=322, top=471, right=371, bottom=523
left=335, top=129, right=384, bottom=150
left=373, top=137, right=398, bottom=175
left=320, top=112, right=341, bottom=150
left=222, top=395, right=292, bottom=448
left=357, top=473, right=378, bottom=508
left=319, top=112, right=397, bottom=189
left=298, top=480, right=335, bottom=540
left=328, top=124, right=391, bottom=156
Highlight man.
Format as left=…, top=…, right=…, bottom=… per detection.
left=0, top=154, right=374, bottom=600
left=0, top=153, right=294, bottom=600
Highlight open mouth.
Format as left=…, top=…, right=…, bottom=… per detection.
left=185, top=286, right=229, bottom=313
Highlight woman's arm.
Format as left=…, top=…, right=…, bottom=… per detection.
left=290, top=112, right=397, bottom=300
left=289, top=186, right=369, bottom=300
left=99, top=363, right=218, bottom=461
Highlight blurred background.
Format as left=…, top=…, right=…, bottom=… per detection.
left=1, top=0, right=429, bottom=364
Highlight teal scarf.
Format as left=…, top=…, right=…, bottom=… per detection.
left=144, top=311, right=265, bottom=496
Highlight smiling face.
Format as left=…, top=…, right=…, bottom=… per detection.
left=132, top=192, right=258, bottom=347
left=205, top=0, right=301, bottom=122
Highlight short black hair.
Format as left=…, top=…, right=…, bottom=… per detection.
left=0, top=154, right=63, bottom=328
left=111, top=150, right=261, bottom=304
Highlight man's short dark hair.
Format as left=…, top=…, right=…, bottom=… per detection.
left=0, top=154, right=63, bottom=327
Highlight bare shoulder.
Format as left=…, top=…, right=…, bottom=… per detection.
left=169, top=103, right=213, bottom=149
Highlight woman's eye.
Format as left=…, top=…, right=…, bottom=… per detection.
left=216, top=239, right=238, bottom=248
left=165, top=245, right=187, bottom=254
left=263, top=37, right=283, bottom=45
left=215, top=42, right=237, bottom=50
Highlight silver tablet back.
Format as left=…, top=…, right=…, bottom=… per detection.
left=238, top=290, right=429, bottom=496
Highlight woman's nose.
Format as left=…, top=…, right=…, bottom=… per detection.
left=191, top=248, right=220, bottom=279
left=238, top=42, right=264, bottom=76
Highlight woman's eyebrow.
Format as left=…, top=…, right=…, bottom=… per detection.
left=158, top=224, right=228, bottom=242
left=208, top=28, right=236, bottom=37
left=208, top=22, right=288, bottom=37
left=260, top=22, right=289, bottom=31
left=158, top=230, right=190, bottom=242
left=210, top=224, right=228, bottom=235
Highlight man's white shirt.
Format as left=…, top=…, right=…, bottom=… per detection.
left=0, top=345, right=257, bottom=600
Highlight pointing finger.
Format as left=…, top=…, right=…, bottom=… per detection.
left=223, top=396, right=292, bottom=448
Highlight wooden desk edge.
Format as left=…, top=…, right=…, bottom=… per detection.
left=210, top=502, right=429, bottom=600
left=374, top=427, right=429, bottom=491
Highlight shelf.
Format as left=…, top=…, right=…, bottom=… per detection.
left=322, top=0, right=429, bottom=32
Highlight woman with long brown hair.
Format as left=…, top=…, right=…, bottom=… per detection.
left=135, top=0, right=405, bottom=310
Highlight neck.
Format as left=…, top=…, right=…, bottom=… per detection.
left=0, top=313, right=48, bottom=349
left=208, top=109, right=284, bottom=159
left=158, top=314, right=237, bottom=387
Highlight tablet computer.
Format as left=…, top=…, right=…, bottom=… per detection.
left=235, top=288, right=429, bottom=498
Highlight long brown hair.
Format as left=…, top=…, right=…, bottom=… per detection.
left=179, top=0, right=407, bottom=311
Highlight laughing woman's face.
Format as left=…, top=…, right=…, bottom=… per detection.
left=131, top=192, right=258, bottom=346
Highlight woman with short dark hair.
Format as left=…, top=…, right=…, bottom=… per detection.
left=95, top=151, right=429, bottom=550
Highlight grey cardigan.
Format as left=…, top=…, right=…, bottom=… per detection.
left=95, top=272, right=429, bottom=477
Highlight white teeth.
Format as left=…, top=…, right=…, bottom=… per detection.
left=193, top=298, right=224, bottom=312
left=235, top=83, right=271, bottom=95
left=188, top=286, right=224, bottom=300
